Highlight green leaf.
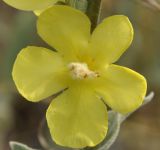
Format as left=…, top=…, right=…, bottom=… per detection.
left=85, top=92, right=154, bottom=150
left=119, top=92, right=155, bottom=123
left=9, top=141, right=37, bottom=150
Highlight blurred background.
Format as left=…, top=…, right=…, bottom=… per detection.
left=0, top=0, right=160, bottom=150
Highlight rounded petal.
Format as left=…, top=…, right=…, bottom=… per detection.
left=3, top=0, right=57, bottom=10
left=12, top=46, right=68, bottom=102
left=37, top=5, right=91, bottom=61
left=34, top=8, right=49, bottom=16
left=96, top=65, right=147, bottom=114
left=89, top=15, right=133, bottom=65
left=46, top=87, right=108, bottom=148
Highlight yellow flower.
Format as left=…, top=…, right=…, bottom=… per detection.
left=12, top=6, right=147, bottom=148
left=3, top=0, right=61, bottom=15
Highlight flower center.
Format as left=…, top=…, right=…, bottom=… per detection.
left=68, top=62, right=99, bottom=79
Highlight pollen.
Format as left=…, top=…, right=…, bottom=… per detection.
left=68, top=62, right=99, bottom=79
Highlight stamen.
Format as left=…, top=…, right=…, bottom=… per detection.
left=68, top=62, right=99, bottom=79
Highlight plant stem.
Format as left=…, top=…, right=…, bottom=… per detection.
left=66, top=0, right=103, bottom=31
left=66, top=0, right=88, bottom=12
left=86, top=0, right=102, bottom=31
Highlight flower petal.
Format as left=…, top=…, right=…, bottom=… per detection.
left=96, top=65, right=147, bottom=114
left=3, top=0, right=57, bottom=10
left=34, top=7, right=50, bottom=16
left=12, top=46, right=68, bottom=102
left=89, top=15, right=133, bottom=64
left=46, top=86, right=108, bottom=148
left=37, top=5, right=91, bottom=61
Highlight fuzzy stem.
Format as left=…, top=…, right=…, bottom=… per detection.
left=66, top=0, right=102, bottom=31
left=86, top=0, right=102, bottom=31
left=66, top=0, right=88, bottom=12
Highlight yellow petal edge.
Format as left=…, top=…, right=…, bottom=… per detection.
left=97, top=64, right=147, bottom=114
left=12, top=46, right=67, bottom=102
left=46, top=87, right=108, bottom=148
left=3, top=0, right=57, bottom=10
